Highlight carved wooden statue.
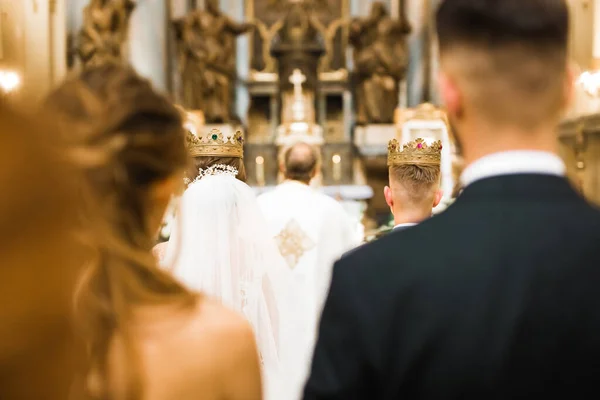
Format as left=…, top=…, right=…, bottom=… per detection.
left=77, top=0, right=136, bottom=67
left=349, top=1, right=411, bottom=125
left=173, top=0, right=253, bottom=123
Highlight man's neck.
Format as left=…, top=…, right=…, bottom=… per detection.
left=460, top=125, right=559, bottom=168
left=393, top=210, right=430, bottom=226
left=284, top=179, right=310, bottom=186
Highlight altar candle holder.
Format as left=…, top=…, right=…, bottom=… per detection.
left=0, top=70, right=21, bottom=100
left=255, top=156, right=266, bottom=187
left=332, top=153, right=342, bottom=183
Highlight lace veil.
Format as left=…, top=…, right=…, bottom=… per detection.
left=162, top=165, right=292, bottom=399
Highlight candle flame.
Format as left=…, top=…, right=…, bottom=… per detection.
left=0, top=70, right=21, bottom=93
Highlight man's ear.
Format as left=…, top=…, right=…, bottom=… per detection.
left=384, top=186, right=394, bottom=211
left=310, top=166, right=318, bottom=179
left=433, top=189, right=444, bottom=208
left=439, top=72, right=462, bottom=119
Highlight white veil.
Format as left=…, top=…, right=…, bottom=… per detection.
left=162, top=165, right=293, bottom=399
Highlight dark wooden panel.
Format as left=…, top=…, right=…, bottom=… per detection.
left=248, top=0, right=348, bottom=72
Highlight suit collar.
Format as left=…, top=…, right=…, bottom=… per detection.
left=457, top=174, right=577, bottom=202
left=461, top=151, right=565, bottom=188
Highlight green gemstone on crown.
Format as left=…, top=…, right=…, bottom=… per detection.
left=211, top=134, right=218, bottom=140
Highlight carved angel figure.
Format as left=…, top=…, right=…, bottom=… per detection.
left=173, top=0, right=253, bottom=123
left=77, top=0, right=135, bottom=67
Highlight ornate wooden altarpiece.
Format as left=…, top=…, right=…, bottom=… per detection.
left=245, top=0, right=350, bottom=146
left=244, top=0, right=355, bottom=190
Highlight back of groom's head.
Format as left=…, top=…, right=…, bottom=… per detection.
left=385, top=163, right=442, bottom=219
left=436, top=0, right=569, bottom=130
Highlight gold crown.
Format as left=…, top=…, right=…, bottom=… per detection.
left=388, top=137, right=442, bottom=166
left=186, top=128, right=244, bottom=158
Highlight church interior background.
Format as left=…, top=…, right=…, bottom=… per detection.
left=2, top=0, right=600, bottom=233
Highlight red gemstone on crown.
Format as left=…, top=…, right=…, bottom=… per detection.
left=417, top=143, right=423, bottom=149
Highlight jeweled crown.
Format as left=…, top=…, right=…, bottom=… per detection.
left=186, top=128, right=244, bottom=159
left=388, top=137, right=442, bottom=166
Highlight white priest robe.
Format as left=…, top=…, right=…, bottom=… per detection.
left=257, top=180, right=360, bottom=399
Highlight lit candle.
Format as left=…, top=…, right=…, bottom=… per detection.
left=255, top=156, right=265, bottom=186
left=332, top=153, right=342, bottom=182
left=0, top=70, right=21, bottom=95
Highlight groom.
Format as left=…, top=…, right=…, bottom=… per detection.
left=304, top=1, right=600, bottom=399
left=385, top=138, right=443, bottom=231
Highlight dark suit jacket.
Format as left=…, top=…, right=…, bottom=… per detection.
left=304, top=174, right=600, bottom=399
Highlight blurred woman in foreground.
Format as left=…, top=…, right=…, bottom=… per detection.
left=0, top=103, right=84, bottom=398
left=44, top=64, right=261, bottom=400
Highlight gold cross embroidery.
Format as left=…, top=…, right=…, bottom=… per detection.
left=274, top=219, right=315, bottom=269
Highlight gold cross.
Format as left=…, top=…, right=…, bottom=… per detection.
left=274, top=219, right=315, bottom=269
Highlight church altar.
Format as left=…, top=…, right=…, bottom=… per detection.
left=60, top=0, right=459, bottom=227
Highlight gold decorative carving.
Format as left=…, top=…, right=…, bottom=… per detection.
left=310, top=16, right=348, bottom=72
left=274, top=219, right=315, bottom=269
left=319, top=69, right=348, bottom=82
left=253, top=19, right=285, bottom=74
left=249, top=70, right=279, bottom=82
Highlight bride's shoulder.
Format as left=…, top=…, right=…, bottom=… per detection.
left=163, top=298, right=258, bottom=369
left=189, top=298, right=256, bottom=349
left=167, top=299, right=262, bottom=397
left=114, top=298, right=261, bottom=400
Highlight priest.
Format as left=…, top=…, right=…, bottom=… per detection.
left=257, top=141, right=360, bottom=400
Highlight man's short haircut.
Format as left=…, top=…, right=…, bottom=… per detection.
left=389, top=164, right=441, bottom=205
left=435, top=0, right=569, bottom=128
left=283, top=142, right=320, bottom=183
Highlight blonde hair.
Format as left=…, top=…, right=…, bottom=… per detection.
left=44, top=64, right=196, bottom=399
left=389, top=164, right=441, bottom=205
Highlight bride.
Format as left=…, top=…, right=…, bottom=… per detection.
left=162, top=127, right=293, bottom=400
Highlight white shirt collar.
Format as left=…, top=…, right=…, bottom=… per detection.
left=393, top=222, right=417, bottom=230
left=460, top=151, right=566, bottom=188
left=280, top=180, right=311, bottom=189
